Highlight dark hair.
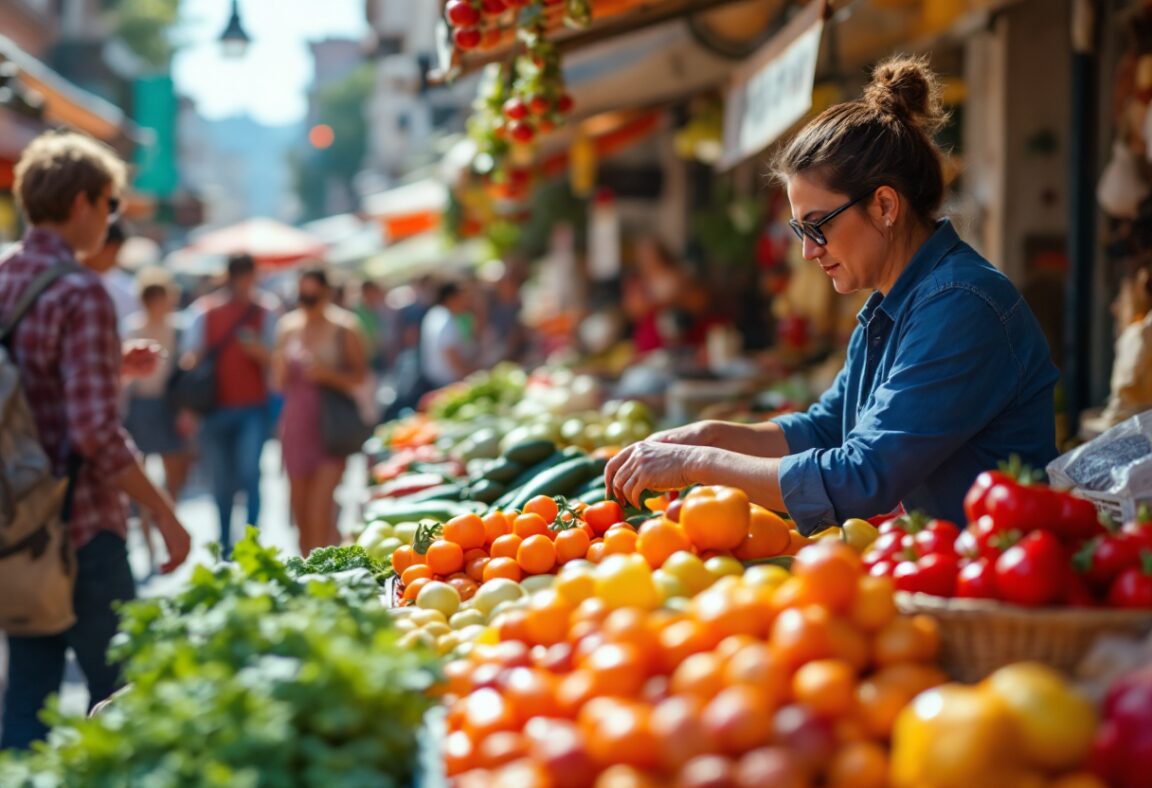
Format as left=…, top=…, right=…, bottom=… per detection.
left=773, top=55, right=949, bottom=224
left=436, top=281, right=461, bottom=305
left=299, top=266, right=330, bottom=289
left=227, top=253, right=256, bottom=280
left=140, top=283, right=169, bottom=305
left=105, top=219, right=128, bottom=246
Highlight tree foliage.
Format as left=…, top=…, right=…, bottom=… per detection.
left=107, top=0, right=182, bottom=70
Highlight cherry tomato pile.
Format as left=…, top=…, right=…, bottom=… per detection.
left=391, top=487, right=810, bottom=606
left=440, top=541, right=947, bottom=787
left=863, top=471, right=1152, bottom=608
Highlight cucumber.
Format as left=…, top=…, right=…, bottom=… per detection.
left=576, top=487, right=609, bottom=506
left=482, top=458, right=524, bottom=484
left=469, top=479, right=507, bottom=504
left=503, top=439, right=557, bottom=466
left=506, top=457, right=604, bottom=512
left=573, top=475, right=606, bottom=497
left=362, top=499, right=470, bottom=524
left=494, top=450, right=571, bottom=508
left=397, top=484, right=464, bottom=503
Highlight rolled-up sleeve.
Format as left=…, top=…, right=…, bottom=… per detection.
left=59, top=283, right=136, bottom=477
left=772, top=363, right=849, bottom=453
left=780, top=289, right=1022, bottom=534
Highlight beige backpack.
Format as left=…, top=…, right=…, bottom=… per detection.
left=0, top=262, right=82, bottom=636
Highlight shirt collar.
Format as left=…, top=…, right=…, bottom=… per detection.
left=857, top=219, right=961, bottom=326
left=23, top=227, right=76, bottom=260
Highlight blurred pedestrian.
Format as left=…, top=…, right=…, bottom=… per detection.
left=122, top=278, right=194, bottom=576
left=421, top=280, right=475, bottom=390
left=483, top=271, right=526, bottom=366
left=183, top=253, right=278, bottom=555
left=272, top=268, right=367, bottom=554
left=0, top=130, right=189, bottom=749
left=92, top=220, right=136, bottom=328
left=354, top=278, right=395, bottom=373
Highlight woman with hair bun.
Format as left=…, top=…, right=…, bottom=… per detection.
left=606, top=56, right=1059, bottom=534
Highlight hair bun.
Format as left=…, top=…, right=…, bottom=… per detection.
left=864, top=55, right=947, bottom=135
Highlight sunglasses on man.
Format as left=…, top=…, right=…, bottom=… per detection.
left=788, top=192, right=870, bottom=247
left=106, top=196, right=121, bottom=224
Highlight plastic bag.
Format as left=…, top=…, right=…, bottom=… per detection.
left=1048, top=410, right=1152, bottom=522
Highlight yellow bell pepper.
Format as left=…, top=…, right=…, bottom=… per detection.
left=680, top=486, right=751, bottom=552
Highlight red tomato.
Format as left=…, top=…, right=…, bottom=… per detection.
left=994, top=530, right=1067, bottom=606
left=1063, top=567, right=1099, bottom=607
left=1107, top=555, right=1152, bottom=609
left=1075, top=534, right=1142, bottom=590
left=912, top=520, right=961, bottom=557
left=971, top=515, right=1019, bottom=559
left=862, top=532, right=904, bottom=568
left=1050, top=491, right=1105, bottom=540
left=1121, top=522, right=1152, bottom=554
left=984, top=479, right=1058, bottom=534
left=892, top=553, right=959, bottom=597
left=954, top=528, right=980, bottom=560
left=584, top=501, right=626, bottom=536
left=963, top=470, right=1012, bottom=522
left=955, top=558, right=998, bottom=599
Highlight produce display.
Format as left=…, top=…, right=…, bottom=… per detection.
left=0, top=533, right=440, bottom=786
left=862, top=467, right=1152, bottom=608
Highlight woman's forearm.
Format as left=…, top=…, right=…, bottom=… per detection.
left=702, top=420, right=791, bottom=459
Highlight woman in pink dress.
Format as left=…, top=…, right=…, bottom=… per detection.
left=272, top=268, right=368, bottom=554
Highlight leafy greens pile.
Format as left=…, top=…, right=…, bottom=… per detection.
left=0, top=529, right=440, bottom=788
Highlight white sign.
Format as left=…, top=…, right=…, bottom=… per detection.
left=721, top=1, right=826, bottom=169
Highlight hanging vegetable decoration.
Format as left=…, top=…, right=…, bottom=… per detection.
left=444, top=0, right=593, bottom=52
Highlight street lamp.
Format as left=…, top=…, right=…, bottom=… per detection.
left=219, top=0, right=251, bottom=59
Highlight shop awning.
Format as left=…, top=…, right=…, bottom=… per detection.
left=362, top=179, right=447, bottom=242
left=0, top=35, right=145, bottom=151
left=362, top=232, right=487, bottom=283
left=185, top=218, right=327, bottom=268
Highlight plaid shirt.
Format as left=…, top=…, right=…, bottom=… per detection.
left=0, top=228, right=136, bottom=549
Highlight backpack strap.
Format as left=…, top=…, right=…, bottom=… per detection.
left=0, top=261, right=84, bottom=344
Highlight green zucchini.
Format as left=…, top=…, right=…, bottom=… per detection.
left=576, top=487, right=609, bottom=506
left=398, top=484, right=464, bottom=503
left=469, top=479, right=507, bottom=504
left=482, top=458, right=524, bottom=484
left=362, top=499, right=470, bottom=524
left=503, top=439, right=557, bottom=466
left=493, top=450, right=571, bottom=508
left=506, top=457, right=603, bottom=512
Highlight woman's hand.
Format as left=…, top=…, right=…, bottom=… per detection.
left=605, top=440, right=705, bottom=508
left=122, top=339, right=164, bottom=379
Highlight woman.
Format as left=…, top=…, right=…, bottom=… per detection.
left=123, top=280, right=193, bottom=574
left=273, top=268, right=367, bottom=554
left=606, top=56, right=1059, bottom=533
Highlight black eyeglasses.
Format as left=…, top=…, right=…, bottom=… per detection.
left=788, top=192, right=870, bottom=246
left=106, top=195, right=121, bottom=224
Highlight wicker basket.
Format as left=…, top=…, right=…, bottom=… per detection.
left=895, top=592, right=1152, bottom=683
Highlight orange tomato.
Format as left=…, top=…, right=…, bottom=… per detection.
left=849, top=574, right=898, bottom=632
left=871, top=614, right=939, bottom=667
left=402, top=576, right=431, bottom=602
left=790, top=541, right=863, bottom=613
left=556, top=669, right=600, bottom=717
left=691, top=585, right=770, bottom=641
left=769, top=605, right=834, bottom=668
left=602, top=525, right=639, bottom=555
left=586, top=539, right=607, bottom=563
left=650, top=695, right=714, bottom=772
left=701, top=685, right=774, bottom=754
left=465, top=554, right=490, bottom=582
left=523, top=495, right=560, bottom=524
left=448, top=575, right=479, bottom=601
left=427, top=539, right=465, bottom=576
left=401, top=563, right=434, bottom=586
left=679, top=486, right=750, bottom=552
left=483, top=510, right=513, bottom=544
left=600, top=608, right=661, bottom=672
left=444, top=513, right=486, bottom=550
left=441, top=658, right=474, bottom=698
left=500, top=666, right=563, bottom=725
left=583, top=642, right=647, bottom=697
left=855, top=675, right=916, bottom=740
left=517, top=534, right=557, bottom=575
left=584, top=500, right=626, bottom=536
left=490, top=533, right=524, bottom=560
left=791, top=658, right=857, bottom=719
left=579, top=698, right=660, bottom=771
left=658, top=618, right=716, bottom=674
left=497, top=609, right=533, bottom=644
left=723, top=642, right=789, bottom=707
left=514, top=512, right=552, bottom=540
left=555, top=527, right=592, bottom=564
left=390, top=544, right=421, bottom=574
left=827, top=615, right=871, bottom=672
left=826, top=740, right=888, bottom=788
left=732, top=506, right=792, bottom=560
left=484, top=556, right=523, bottom=583
left=781, top=529, right=813, bottom=556
left=523, top=593, right=572, bottom=647
left=475, top=731, right=530, bottom=770
left=443, top=729, right=477, bottom=776
left=461, top=687, right=517, bottom=740
left=636, top=520, right=692, bottom=569
left=671, top=651, right=728, bottom=699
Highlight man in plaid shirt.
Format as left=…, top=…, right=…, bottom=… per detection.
left=0, top=132, right=190, bottom=749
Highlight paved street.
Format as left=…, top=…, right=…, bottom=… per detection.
left=0, top=440, right=367, bottom=726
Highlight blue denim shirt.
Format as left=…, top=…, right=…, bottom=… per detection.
left=772, top=219, right=1059, bottom=534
